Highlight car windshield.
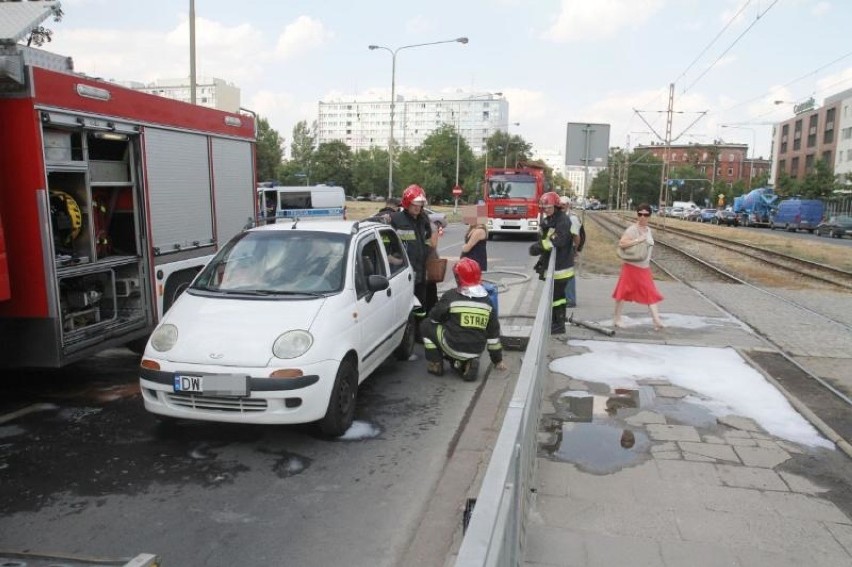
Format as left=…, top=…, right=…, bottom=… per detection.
left=486, top=175, right=538, bottom=200
left=192, top=230, right=349, bottom=295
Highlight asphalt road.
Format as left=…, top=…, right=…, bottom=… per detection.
left=0, top=224, right=537, bottom=567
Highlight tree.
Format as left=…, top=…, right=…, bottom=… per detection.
left=255, top=116, right=284, bottom=183
left=485, top=131, right=532, bottom=169
left=290, top=120, right=316, bottom=172
left=798, top=159, right=837, bottom=198
left=351, top=148, right=389, bottom=197
left=312, top=141, right=352, bottom=189
left=775, top=171, right=799, bottom=197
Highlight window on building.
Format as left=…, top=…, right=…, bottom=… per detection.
left=824, top=129, right=834, bottom=144
left=727, top=167, right=733, bottom=175
left=793, top=138, right=801, bottom=151
left=702, top=152, right=708, bottom=160
left=779, top=159, right=786, bottom=173
left=842, top=127, right=852, bottom=140
left=822, top=151, right=832, bottom=166
left=780, top=142, right=787, bottom=154
left=807, top=133, right=816, bottom=147
left=790, top=157, right=799, bottom=177
left=805, top=154, right=814, bottom=172
left=728, top=153, right=735, bottom=162
left=782, top=124, right=789, bottom=136
left=848, top=149, right=852, bottom=161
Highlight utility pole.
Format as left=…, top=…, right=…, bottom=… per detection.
left=621, top=142, right=629, bottom=210
left=658, top=83, right=674, bottom=210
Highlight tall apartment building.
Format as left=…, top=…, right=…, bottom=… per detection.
left=317, top=93, right=508, bottom=156
left=770, top=88, right=852, bottom=184
left=634, top=142, right=770, bottom=188
left=124, top=77, right=241, bottom=113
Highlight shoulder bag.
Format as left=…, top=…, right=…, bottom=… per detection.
left=616, top=239, right=649, bottom=262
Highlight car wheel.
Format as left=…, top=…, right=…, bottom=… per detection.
left=394, top=313, right=416, bottom=361
left=319, top=358, right=358, bottom=437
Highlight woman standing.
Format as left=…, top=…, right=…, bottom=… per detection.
left=612, top=203, right=664, bottom=330
left=460, top=216, right=488, bottom=271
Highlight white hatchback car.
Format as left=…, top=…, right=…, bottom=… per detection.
left=139, top=219, right=417, bottom=436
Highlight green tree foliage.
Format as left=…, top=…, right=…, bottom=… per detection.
left=312, top=141, right=352, bottom=188
left=255, top=116, right=284, bottom=183
left=290, top=120, right=316, bottom=171
left=798, top=159, right=837, bottom=198
left=351, top=148, right=389, bottom=197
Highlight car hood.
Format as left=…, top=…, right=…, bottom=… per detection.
left=156, top=292, right=324, bottom=367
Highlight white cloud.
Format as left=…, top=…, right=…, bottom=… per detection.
left=812, top=1, right=831, bottom=16
left=543, top=0, right=665, bottom=42
left=275, top=15, right=334, bottom=59
left=404, top=15, right=434, bottom=35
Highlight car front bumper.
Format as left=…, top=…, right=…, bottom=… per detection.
left=139, top=359, right=339, bottom=425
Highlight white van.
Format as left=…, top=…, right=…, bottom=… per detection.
left=258, top=184, right=346, bottom=224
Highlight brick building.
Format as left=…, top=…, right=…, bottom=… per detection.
left=633, top=142, right=771, bottom=188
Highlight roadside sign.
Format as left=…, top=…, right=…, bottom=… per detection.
left=452, top=185, right=463, bottom=196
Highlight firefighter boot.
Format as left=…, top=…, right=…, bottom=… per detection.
left=461, top=357, right=480, bottom=382
left=427, top=359, right=444, bottom=376
left=550, top=306, right=567, bottom=335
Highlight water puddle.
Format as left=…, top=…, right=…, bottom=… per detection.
left=542, top=385, right=716, bottom=474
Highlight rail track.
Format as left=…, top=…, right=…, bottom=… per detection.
left=587, top=211, right=852, bottom=449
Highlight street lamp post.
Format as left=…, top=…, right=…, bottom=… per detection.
left=368, top=37, right=468, bottom=199
left=721, top=125, right=756, bottom=190
left=504, top=122, right=520, bottom=167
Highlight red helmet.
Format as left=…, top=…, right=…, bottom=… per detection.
left=453, top=257, right=482, bottom=287
left=539, top=192, right=560, bottom=208
left=401, top=184, right=427, bottom=209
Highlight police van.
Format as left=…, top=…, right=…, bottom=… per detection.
left=258, top=184, right=346, bottom=224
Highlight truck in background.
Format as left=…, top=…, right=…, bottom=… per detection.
left=483, top=163, right=548, bottom=239
left=733, top=186, right=777, bottom=227
left=0, top=43, right=256, bottom=368
left=770, top=198, right=825, bottom=233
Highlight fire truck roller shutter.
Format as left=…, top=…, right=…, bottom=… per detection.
left=143, top=128, right=214, bottom=254
left=211, top=138, right=254, bottom=243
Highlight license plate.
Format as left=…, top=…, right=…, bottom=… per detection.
left=503, top=221, right=519, bottom=226
left=174, top=374, right=250, bottom=396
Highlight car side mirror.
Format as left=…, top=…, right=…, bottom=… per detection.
left=367, top=274, right=389, bottom=293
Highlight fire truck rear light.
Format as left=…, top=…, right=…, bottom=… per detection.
left=76, top=84, right=111, bottom=101
left=140, top=359, right=160, bottom=370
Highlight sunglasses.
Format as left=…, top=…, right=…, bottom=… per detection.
left=637, top=212, right=651, bottom=217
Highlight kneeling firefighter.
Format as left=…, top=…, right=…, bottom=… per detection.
left=421, top=258, right=507, bottom=380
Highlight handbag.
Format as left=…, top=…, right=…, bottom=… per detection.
left=425, top=248, right=448, bottom=283
left=617, top=240, right=649, bottom=262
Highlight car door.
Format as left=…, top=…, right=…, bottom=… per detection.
left=354, top=231, right=396, bottom=374
left=378, top=227, right=414, bottom=336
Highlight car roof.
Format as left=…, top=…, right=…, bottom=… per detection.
left=250, top=219, right=384, bottom=235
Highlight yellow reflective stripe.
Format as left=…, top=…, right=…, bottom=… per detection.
left=436, top=325, right=479, bottom=359
left=541, top=238, right=553, bottom=252
left=449, top=305, right=492, bottom=316
left=554, top=267, right=574, bottom=280
left=552, top=298, right=566, bottom=307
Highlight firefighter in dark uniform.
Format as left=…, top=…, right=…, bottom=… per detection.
left=421, top=258, right=507, bottom=381
left=533, top=191, right=574, bottom=334
left=391, top=185, right=433, bottom=338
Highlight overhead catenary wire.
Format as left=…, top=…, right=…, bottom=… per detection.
left=681, top=0, right=779, bottom=95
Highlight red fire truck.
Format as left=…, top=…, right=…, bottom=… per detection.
left=482, top=163, right=548, bottom=239
left=0, top=45, right=256, bottom=368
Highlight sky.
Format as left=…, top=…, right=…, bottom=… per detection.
left=40, top=0, right=852, bottom=161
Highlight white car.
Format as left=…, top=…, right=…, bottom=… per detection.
left=139, top=219, right=418, bottom=436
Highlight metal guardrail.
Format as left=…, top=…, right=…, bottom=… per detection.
left=455, top=254, right=554, bottom=567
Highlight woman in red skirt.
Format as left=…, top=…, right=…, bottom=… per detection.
left=612, top=203, right=664, bottom=330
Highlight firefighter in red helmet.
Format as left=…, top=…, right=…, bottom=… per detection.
left=391, top=184, right=433, bottom=339
left=531, top=191, right=574, bottom=334
left=421, top=258, right=506, bottom=381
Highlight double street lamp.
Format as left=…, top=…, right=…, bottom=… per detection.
left=368, top=37, right=469, bottom=199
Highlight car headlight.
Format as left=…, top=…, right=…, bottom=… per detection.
left=150, top=324, right=178, bottom=352
left=273, top=330, right=313, bottom=359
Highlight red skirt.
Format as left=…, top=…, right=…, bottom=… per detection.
left=612, top=263, right=663, bottom=305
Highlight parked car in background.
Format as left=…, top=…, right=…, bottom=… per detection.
left=686, top=208, right=702, bottom=221
left=424, top=207, right=448, bottom=229
left=699, top=208, right=717, bottom=223
left=713, top=210, right=739, bottom=226
left=670, top=207, right=687, bottom=219
left=139, top=219, right=418, bottom=436
left=815, top=215, right=852, bottom=239
left=770, top=198, right=825, bottom=232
